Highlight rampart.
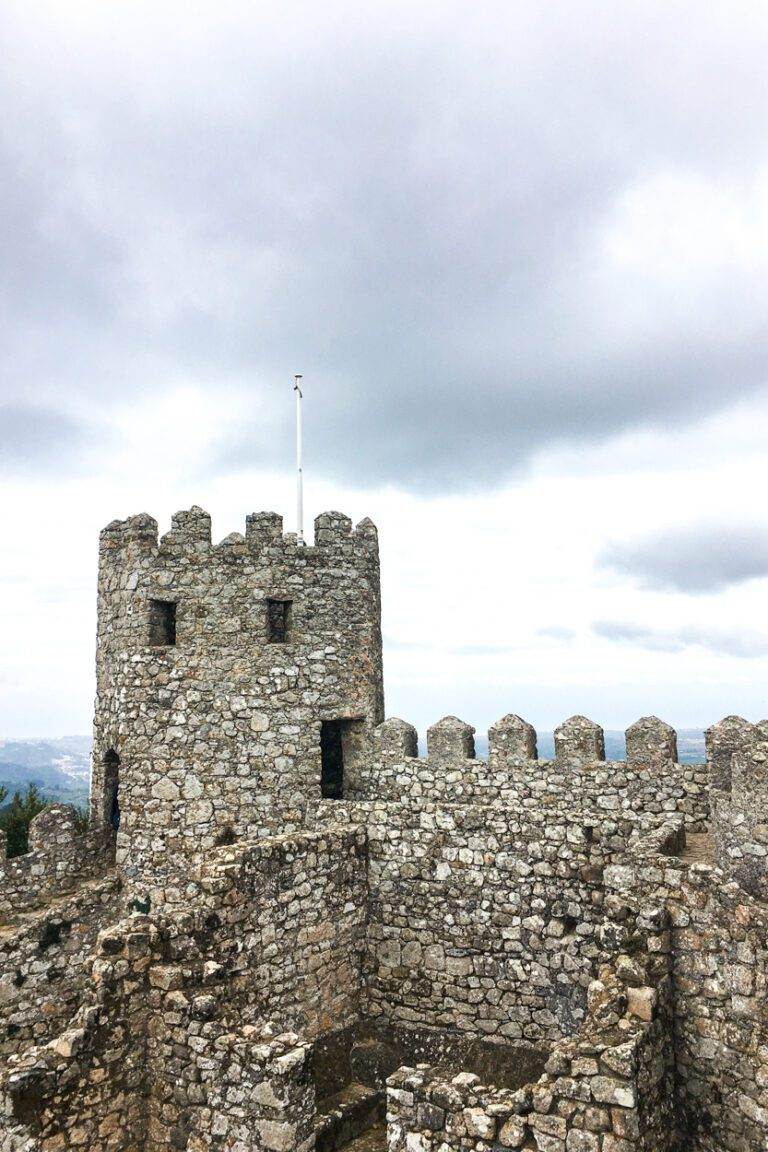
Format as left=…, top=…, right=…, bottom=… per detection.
left=348, top=713, right=709, bottom=829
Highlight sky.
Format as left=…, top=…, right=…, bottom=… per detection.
left=2, top=0, right=768, bottom=739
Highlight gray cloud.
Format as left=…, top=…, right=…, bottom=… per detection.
left=593, top=619, right=768, bottom=658
left=600, top=524, right=768, bottom=593
left=2, top=4, right=768, bottom=487
left=0, top=405, right=88, bottom=474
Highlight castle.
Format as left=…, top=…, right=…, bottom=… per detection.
left=0, top=506, right=767, bottom=1152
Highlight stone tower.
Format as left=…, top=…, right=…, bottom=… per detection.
left=90, top=506, right=384, bottom=907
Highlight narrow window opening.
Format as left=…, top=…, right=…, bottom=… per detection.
left=267, top=599, right=292, bottom=643
left=321, top=720, right=345, bottom=799
left=149, top=599, right=177, bottom=646
left=104, top=749, right=120, bottom=831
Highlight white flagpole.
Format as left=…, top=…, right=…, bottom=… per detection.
left=294, top=375, right=304, bottom=544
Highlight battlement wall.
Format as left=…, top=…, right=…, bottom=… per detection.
left=349, top=714, right=709, bottom=829
left=92, top=505, right=384, bottom=904
left=99, top=506, right=379, bottom=561
left=0, top=807, right=112, bottom=925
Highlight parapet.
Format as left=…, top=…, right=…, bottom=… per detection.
left=554, top=716, right=605, bottom=767
left=625, top=717, right=677, bottom=766
left=99, top=513, right=159, bottom=554
left=0, top=806, right=108, bottom=924
left=488, top=714, right=538, bottom=766
left=377, top=718, right=419, bottom=760
left=705, top=716, right=756, bottom=790
left=161, top=506, right=212, bottom=549
left=427, top=716, right=475, bottom=763
left=731, top=744, right=768, bottom=815
left=99, top=507, right=379, bottom=570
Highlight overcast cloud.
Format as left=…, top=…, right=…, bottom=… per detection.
left=600, top=524, right=768, bottom=593
left=593, top=620, right=768, bottom=659
left=3, top=2, right=768, bottom=489
left=3, top=2, right=768, bottom=734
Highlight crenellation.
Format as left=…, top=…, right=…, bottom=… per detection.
left=246, top=510, right=284, bottom=547
left=162, top=505, right=212, bottom=547
left=2, top=504, right=767, bottom=1152
left=376, top=717, right=419, bottom=760
left=625, top=716, right=678, bottom=766
left=26, top=805, right=78, bottom=855
left=488, top=713, right=538, bottom=766
left=426, top=715, right=475, bottom=763
left=705, top=713, right=755, bottom=790
left=554, top=715, right=606, bottom=767
left=353, top=516, right=378, bottom=543
left=314, top=510, right=353, bottom=546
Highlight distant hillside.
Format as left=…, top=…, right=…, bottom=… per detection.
left=0, top=736, right=91, bottom=809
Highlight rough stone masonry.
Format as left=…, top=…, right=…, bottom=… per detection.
left=0, top=507, right=767, bottom=1152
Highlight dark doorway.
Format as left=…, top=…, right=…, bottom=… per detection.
left=320, top=721, right=345, bottom=798
left=104, top=749, right=120, bottom=831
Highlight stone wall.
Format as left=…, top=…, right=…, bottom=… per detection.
left=92, top=507, right=383, bottom=906
left=713, top=740, right=768, bottom=900
left=386, top=898, right=676, bottom=1152
left=0, top=807, right=112, bottom=925
left=314, top=796, right=667, bottom=1046
left=1, top=918, right=157, bottom=1152
left=606, top=822, right=768, bottom=1150
left=0, top=824, right=367, bottom=1151
left=0, top=877, right=119, bottom=1060
left=352, top=715, right=709, bottom=831
left=189, top=825, right=369, bottom=1036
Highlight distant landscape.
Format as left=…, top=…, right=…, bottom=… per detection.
left=0, top=729, right=706, bottom=815
left=0, top=736, right=91, bottom=810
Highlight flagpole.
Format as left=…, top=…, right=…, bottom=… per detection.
left=294, top=375, right=304, bottom=544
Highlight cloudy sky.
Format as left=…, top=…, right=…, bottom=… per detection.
left=3, top=0, right=768, bottom=739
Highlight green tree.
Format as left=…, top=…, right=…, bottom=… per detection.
left=0, top=784, right=47, bottom=858
left=73, top=807, right=90, bottom=836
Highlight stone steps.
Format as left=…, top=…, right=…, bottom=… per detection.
left=315, top=1081, right=385, bottom=1152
